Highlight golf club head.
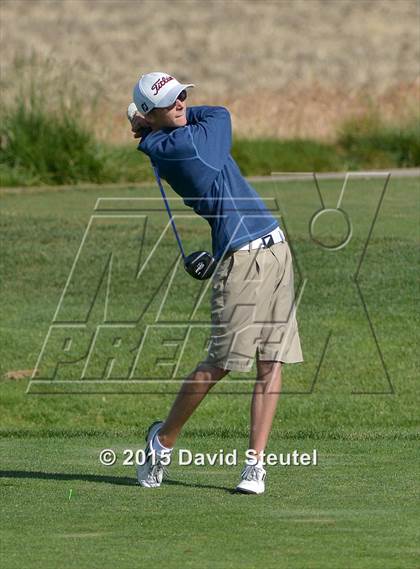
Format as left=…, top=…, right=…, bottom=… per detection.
left=184, top=251, right=216, bottom=280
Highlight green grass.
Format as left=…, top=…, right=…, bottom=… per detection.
left=0, top=177, right=419, bottom=568
left=0, top=81, right=105, bottom=186
left=337, top=112, right=420, bottom=170
left=231, top=138, right=344, bottom=175
left=2, top=132, right=419, bottom=187
left=0, top=434, right=418, bottom=569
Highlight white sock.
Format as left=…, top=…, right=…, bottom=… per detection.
left=245, top=454, right=264, bottom=469
left=152, top=433, right=173, bottom=454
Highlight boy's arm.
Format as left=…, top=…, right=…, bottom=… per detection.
left=187, top=106, right=232, bottom=169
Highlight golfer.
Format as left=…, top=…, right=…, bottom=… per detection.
left=129, top=72, right=303, bottom=494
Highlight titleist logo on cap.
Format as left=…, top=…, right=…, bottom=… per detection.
left=151, top=76, right=174, bottom=96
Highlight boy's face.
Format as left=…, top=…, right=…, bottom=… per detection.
left=146, top=90, right=188, bottom=130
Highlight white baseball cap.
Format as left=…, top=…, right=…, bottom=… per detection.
left=133, top=72, right=194, bottom=114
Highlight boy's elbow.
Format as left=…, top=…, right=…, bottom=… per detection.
left=217, top=106, right=230, bottom=118
left=216, top=107, right=231, bottom=128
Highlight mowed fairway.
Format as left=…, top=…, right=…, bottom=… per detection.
left=1, top=175, right=419, bottom=569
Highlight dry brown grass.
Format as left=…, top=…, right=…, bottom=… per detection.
left=1, top=0, right=419, bottom=141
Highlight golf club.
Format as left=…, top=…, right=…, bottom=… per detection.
left=127, top=103, right=216, bottom=280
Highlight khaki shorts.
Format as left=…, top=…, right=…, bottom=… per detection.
left=201, top=241, right=303, bottom=372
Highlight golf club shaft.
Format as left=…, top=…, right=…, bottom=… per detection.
left=151, top=164, right=186, bottom=260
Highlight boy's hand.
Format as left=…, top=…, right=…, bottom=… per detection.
left=131, top=113, right=149, bottom=138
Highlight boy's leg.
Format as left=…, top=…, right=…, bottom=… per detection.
left=249, top=355, right=282, bottom=456
left=157, top=363, right=229, bottom=448
left=235, top=355, right=282, bottom=494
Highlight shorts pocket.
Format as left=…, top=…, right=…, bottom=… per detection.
left=269, top=243, right=286, bottom=265
left=269, top=243, right=288, bottom=285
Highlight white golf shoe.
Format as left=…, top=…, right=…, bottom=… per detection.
left=235, top=464, right=266, bottom=495
left=136, top=421, right=170, bottom=488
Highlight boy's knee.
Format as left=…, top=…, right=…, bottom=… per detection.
left=256, top=360, right=281, bottom=381
left=194, top=363, right=230, bottom=382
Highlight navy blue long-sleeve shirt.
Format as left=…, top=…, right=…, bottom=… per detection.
left=138, top=106, right=280, bottom=260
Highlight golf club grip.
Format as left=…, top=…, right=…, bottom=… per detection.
left=151, top=164, right=186, bottom=260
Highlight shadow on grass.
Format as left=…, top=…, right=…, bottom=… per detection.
left=0, top=470, right=233, bottom=492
